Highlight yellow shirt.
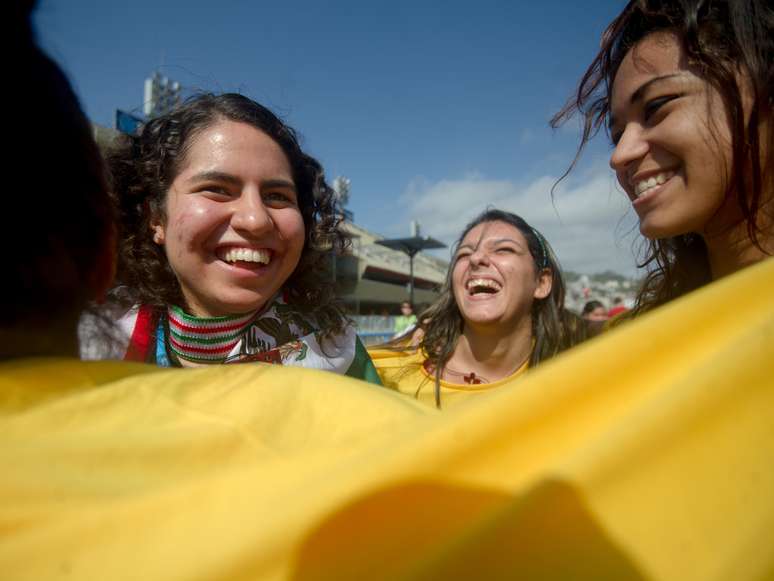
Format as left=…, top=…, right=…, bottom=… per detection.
left=369, top=347, right=529, bottom=407
left=1, top=258, right=773, bottom=580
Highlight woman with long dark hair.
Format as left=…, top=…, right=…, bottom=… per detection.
left=552, top=0, right=773, bottom=316
left=370, top=209, right=584, bottom=408
left=83, top=93, right=379, bottom=382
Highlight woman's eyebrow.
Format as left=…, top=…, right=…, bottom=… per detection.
left=185, top=173, right=297, bottom=193
left=628, top=73, right=682, bottom=105
left=484, top=237, right=523, bottom=250
left=608, top=73, right=683, bottom=130
left=457, top=238, right=521, bottom=252
left=188, top=170, right=241, bottom=185
left=261, top=178, right=297, bottom=192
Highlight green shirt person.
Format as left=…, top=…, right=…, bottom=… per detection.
left=393, top=302, right=418, bottom=338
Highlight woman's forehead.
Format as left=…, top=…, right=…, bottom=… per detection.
left=178, top=120, right=292, bottom=179
left=461, top=220, right=525, bottom=246
left=611, top=31, right=685, bottom=103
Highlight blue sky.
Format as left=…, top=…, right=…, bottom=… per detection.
left=36, top=0, right=640, bottom=275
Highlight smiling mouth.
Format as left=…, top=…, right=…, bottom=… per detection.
left=218, top=247, right=271, bottom=266
left=466, top=278, right=502, bottom=296
left=634, top=171, right=675, bottom=198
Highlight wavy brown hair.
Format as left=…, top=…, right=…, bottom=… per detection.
left=552, top=0, right=773, bottom=316
left=419, top=210, right=585, bottom=407
left=108, top=93, right=350, bottom=335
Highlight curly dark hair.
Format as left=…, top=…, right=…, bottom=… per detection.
left=108, top=93, right=350, bottom=335
left=419, top=209, right=586, bottom=407
left=552, top=0, right=773, bottom=316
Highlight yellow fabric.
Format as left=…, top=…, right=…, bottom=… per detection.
left=1, top=258, right=773, bottom=580
left=369, top=347, right=529, bottom=407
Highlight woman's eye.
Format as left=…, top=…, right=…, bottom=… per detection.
left=264, top=191, right=296, bottom=205
left=200, top=185, right=230, bottom=196
left=643, top=95, right=677, bottom=121
left=609, top=94, right=679, bottom=146
left=495, top=247, right=515, bottom=254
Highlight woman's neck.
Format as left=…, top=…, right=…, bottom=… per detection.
left=444, top=317, right=533, bottom=383
left=704, top=201, right=773, bottom=279
left=176, top=357, right=209, bottom=368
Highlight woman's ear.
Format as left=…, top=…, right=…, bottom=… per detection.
left=533, top=268, right=553, bottom=300
left=149, top=214, right=165, bottom=245
left=145, top=198, right=166, bottom=245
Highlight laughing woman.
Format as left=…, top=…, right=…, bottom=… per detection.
left=552, top=0, right=773, bottom=316
left=370, top=209, right=585, bottom=408
left=82, top=94, right=379, bottom=382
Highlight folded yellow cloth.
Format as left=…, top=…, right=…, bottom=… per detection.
left=1, top=258, right=772, bottom=580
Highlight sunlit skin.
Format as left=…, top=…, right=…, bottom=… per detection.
left=609, top=31, right=772, bottom=278
left=151, top=120, right=305, bottom=319
left=445, top=221, right=552, bottom=383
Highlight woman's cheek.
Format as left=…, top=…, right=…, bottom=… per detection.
left=450, top=265, right=466, bottom=302
left=288, top=211, right=306, bottom=244
left=678, top=108, right=732, bottom=193
left=281, top=209, right=308, bottom=261
left=173, top=198, right=227, bottom=250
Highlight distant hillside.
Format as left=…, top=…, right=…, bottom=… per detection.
left=565, top=270, right=639, bottom=284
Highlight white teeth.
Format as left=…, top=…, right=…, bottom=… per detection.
left=223, top=248, right=270, bottom=264
left=466, top=278, right=502, bottom=293
left=635, top=171, right=674, bottom=197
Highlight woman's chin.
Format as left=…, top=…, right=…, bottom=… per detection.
left=639, top=220, right=675, bottom=240
left=190, top=295, right=271, bottom=318
left=462, top=310, right=505, bottom=329
left=638, top=214, right=695, bottom=241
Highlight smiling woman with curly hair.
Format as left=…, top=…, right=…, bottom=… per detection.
left=82, top=93, right=380, bottom=382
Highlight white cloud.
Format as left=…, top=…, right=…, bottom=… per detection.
left=397, top=161, right=642, bottom=276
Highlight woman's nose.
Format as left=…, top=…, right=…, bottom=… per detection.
left=231, top=191, right=273, bottom=236
left=609, top=123, right=649, bottom=174
left=469, top=246, right=490, bottom=266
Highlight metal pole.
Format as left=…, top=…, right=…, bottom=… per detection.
left=409, top=253, right=415, bottom=306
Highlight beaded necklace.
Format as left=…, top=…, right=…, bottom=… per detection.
left=166, top=305, right=257, bottom=364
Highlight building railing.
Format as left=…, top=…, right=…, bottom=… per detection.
left=351, top=315, right=400, bottom=346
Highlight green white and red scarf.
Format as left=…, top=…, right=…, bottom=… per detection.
left=116, top=295, right=381, bottom=384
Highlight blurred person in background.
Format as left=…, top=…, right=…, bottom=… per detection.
left=582, top=299, right=609, bottom=337
left=392, top=301, right=418, bottom=339
left=607, top=296, right=629, bottom=318
left=582, top=300, right=608, bottom=322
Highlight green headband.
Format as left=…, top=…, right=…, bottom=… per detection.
left=530, top=227, right=549, bottom=269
